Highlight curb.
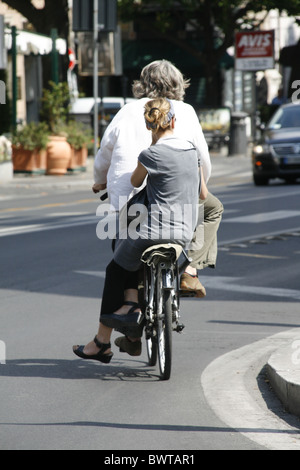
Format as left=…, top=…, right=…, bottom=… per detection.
left=0, top=157, right=94, bottom=190
left=201, top=328, right=300, bottom=450
left=267, top=338, right=300, bottom=418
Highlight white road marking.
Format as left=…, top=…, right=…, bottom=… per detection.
left=200, top=276, right=300, bottom=300
left=0, top=216, right=97, bottom=237
left=223, top=210, right=300, bottom=224
left=228, top=252, right=286, bottom=259
left=74, top=270, right=106, bottom=278
left=46, top=212, right=91, bottom=217
left=219, top=226, right=300, bottom=247
left=201, top=328, right=300, bottom=450
left=219, top=188, right=300, bottom=206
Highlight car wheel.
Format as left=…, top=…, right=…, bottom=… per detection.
left=253, top=174, right=269, bottom=186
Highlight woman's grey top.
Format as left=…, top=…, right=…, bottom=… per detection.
left=137, top=137, right=199, bottom=243
left=113, top=136, right=200, bottom=271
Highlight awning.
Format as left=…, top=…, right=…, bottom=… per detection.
left=5, top=29, right=66, bottom=56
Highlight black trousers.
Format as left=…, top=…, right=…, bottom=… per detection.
left=99, top=260, right=139, bottom=320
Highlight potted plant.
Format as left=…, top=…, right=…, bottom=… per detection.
left=64, top=121, right=92, bottom=172
left=12, top=122, right=49, bottom=174
left=41, top=81, right=72, bottom=175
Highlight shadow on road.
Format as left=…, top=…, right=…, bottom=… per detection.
left=0, top=358, right=161, bottom=382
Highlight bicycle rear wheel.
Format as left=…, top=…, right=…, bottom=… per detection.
left=143, top=267, right=158, bottom=367
left=157, top=289, right=172, bottom=380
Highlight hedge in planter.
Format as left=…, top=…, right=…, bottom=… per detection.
left=63, top=121, right=93, bottom=172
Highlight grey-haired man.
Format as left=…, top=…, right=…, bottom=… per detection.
left=93, top=60, right=224, bottom=297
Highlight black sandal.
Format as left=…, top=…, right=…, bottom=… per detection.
left=73, top=336, right=113, bottom=364
left=101, top=301, right=145, bottom=338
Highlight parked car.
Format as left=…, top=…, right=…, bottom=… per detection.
left=252, top=102, right=300, bottom=185
left=69, top=97, right=136, bottom=137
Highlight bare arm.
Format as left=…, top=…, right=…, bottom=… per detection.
left=131, top=161, right=148, bottom=188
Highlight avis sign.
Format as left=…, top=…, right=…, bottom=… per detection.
left=235, top=30, right=274, bottom=71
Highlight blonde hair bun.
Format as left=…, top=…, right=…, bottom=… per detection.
left=144, top=98, right=174, bottom=133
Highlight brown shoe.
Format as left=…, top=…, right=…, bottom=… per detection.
left=180, top=273, right=206, bottom=298
left=115, top=336, right=142, bottom=356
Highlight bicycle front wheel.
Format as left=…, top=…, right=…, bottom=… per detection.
left=146, top=334, right=157, bottom=366
left=157, top=289, right=172, bottom=380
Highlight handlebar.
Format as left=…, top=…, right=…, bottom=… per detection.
left=100, top=192, right=108, bottom=201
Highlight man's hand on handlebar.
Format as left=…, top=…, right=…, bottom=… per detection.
left=92, top=183, right=106, bottom=194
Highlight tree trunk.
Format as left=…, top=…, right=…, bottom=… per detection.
left=203, top=60, right=221, bottom=107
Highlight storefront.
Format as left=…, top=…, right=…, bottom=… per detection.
left=4, top=26, right=66, bottom=125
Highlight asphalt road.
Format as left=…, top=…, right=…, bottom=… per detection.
left=1, top=154, right=300, bottom=451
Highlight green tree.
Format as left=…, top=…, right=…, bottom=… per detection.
left=41, top=81, right=71, bottom=134
left=3, top=0, right=300, bottom=105
left=1, top=0, right=69, bottom=39
left=2, top=0, right=70, bottom=84
left=118, top=0, right=300, bottom=105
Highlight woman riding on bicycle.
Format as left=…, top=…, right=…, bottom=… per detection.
left=73, top=98, right=208, bottom=362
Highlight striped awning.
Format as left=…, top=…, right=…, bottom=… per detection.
left=5, top=29, right=66, bottom=56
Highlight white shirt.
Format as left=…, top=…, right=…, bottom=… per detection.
left=94, top=98, right=211, bottom=210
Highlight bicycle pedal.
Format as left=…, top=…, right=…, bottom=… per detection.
left=175, top=323, right=185, bottom=333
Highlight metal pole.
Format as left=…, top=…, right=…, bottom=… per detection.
left=51, top=28, right=59, bottom=84
left=11, top=26, right=17, bottom=131
left=93, top=0, right=99, bottom=158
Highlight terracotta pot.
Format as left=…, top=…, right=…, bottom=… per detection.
left=12, top=146, right=36, bottom=172
left=46, top=135, right=72, bottom=175
left=75, top=146, right=88, bottom=169
left=35, top=149, right=47, bottom=173
left=68, top=146, right=88, bottom=172
left=67, top=146, right=78, bottom=171
left=12, top=146, right=46, bottom=174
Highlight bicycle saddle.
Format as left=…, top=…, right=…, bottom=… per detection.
left=140, top=243, right=183, bottom=266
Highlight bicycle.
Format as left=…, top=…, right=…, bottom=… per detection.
left=98, top=192, right=191, bottom=380
left=139, top=244, right=191, bottom=380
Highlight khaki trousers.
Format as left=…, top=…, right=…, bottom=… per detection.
left=188, top=191, right=224, bottom=270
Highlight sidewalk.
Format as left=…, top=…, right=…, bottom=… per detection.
left=267, top=339, right=300, bottom=419
left=0, top=156, right=94, bottom=198
left=0, top=145, right=247, bottom=191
